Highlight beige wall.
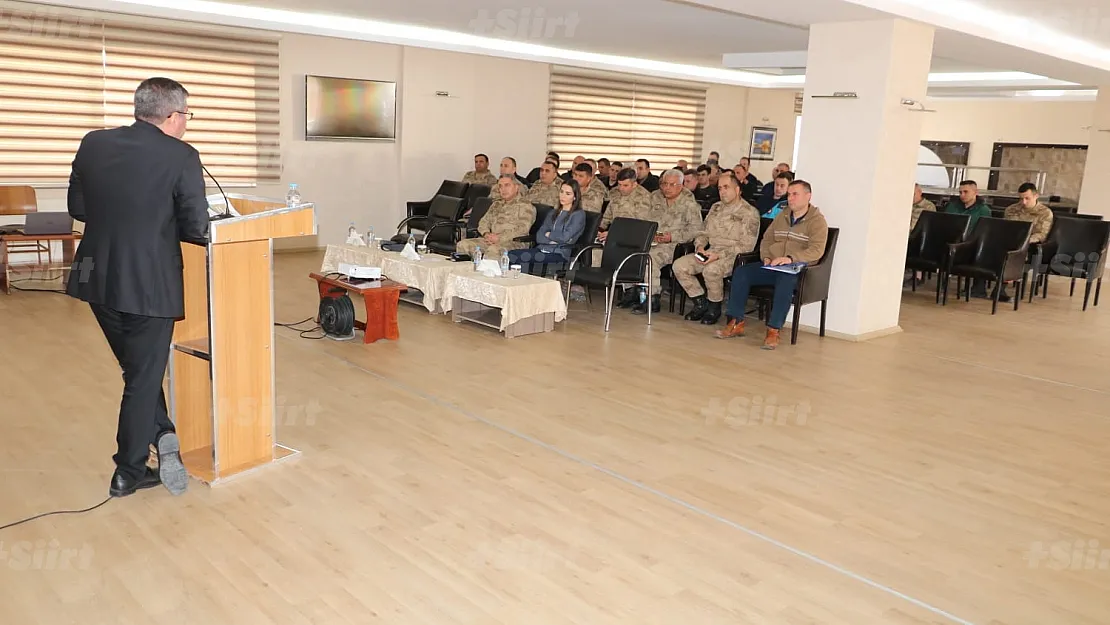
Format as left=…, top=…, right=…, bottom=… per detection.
left=919, top=99, right=1094, bottom=173
left=702, top=86, right=799, bottom=183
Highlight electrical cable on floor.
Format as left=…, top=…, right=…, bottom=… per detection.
left=274, top=317, right=326, bottom=340
left=0, top=497, right=112, bottom=532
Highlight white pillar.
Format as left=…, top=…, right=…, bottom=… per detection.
left=1078, top=87, right=1110, bottom=220
left=794, top=19, right=934, bottom=340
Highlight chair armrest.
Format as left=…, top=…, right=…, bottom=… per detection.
left=612, top=251, right=653, bottom=286
left=1001, top=248, right=1028, bottom=281
left=422, top=221, right=466, bottom=245
left=396, top=215, right=424, bottom=233
left=567, top=243, right=602, bottom=271
left=513, top=234, right=534, bottom=243
left=734, top=251, right=761, bottom=269
left=407, top=200, right=431, bottom=218
left=947, top=240, right=977, bottom=269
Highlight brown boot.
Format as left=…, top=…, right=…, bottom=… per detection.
left=714, top=318, right=745, bottom=339
left=761, top=328, right=780, bottom=350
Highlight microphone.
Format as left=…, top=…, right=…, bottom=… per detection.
left=202, top=162, right=231, bottom=219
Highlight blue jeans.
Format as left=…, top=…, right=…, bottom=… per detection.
left=508, top=247, right=570, bottom=275
left=725, top=263, right=800, bottom=329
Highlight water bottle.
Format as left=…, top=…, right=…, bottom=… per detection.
left=286, top=183, right=301, bottom=207
left=500, top=249, right=510, bottom=276
left=366, top=225, right=375, bottom=246
left=407, top=233, right=416, bottom=248
left=473, top=246, right=483, bottom=270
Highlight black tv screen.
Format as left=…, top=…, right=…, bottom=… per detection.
left=305, top=75, right=396, bottom=141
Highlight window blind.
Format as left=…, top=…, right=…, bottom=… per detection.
left=102, top=21, right=281, bottom=184
left=0, top=3, right=280, bottom=185
left=0, top=5, right=104, bottom=183
left=547, top=68, right=706, bottom=167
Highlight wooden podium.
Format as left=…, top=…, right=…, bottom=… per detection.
left=168, top=194, right=316, bottom=485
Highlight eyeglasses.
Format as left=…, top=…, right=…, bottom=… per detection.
left=170, top=110, right=194, bottom=120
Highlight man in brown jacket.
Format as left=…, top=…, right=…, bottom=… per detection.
left=716, top=179, right=828, bottom=350
left=672, top=172, right=761, bottom=324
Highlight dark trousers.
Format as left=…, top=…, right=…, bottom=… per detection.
left=508, top=248, right=570, bottom=276
left=725, top=264, right=800, bottom=329
left=89, top=303, right=175, bottom=481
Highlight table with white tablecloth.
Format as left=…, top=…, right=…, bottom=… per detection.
left=320, top=244, right=473, bottom=313
left=442, top=272, right=568, bottom=338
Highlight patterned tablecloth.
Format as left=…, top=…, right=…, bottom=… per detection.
left=442, top=272, right=568, bottom=331
left=320, top=244, right=473, bottom=313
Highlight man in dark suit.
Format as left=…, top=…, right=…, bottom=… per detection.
left=66, top=77, right=209, bottom=498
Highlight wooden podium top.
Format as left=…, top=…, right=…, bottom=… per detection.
left=208, top=194, right=317, bottom=245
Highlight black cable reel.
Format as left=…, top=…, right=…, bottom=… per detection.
left=318, top=288, right=356, bottom=338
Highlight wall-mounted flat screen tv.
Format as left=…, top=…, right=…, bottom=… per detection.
left=305, top=75, right=397, bottom=141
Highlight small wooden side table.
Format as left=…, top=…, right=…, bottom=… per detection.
left=0, top=232, right=81, bottom=295
left=309, top=272, right=406, bottom=344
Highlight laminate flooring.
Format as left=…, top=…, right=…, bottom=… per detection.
left=1, top=251, right=1107, bottom=625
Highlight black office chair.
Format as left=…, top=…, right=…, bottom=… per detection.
left=515, top=203, right=554, bottom=247
left=906, top=212, right=971, bottom=303
left=943, top=217, right=1032, bottom=314
left=406, top=180, right=468, bottom=219
left=425, top=196, right=492, bottom=255
left=749, top=228, right=839, bottom=345
left=1029, top=217, right=1109, bottom=310
left=562, top=217, right=658, bottom=332
left=462, top=184, right=491, bottom=213
left=525, top=210, right=603, bottom=277
left=392, top=195, right=465, bottom=243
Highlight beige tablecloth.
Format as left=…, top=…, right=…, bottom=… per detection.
left=442, top=273, right=568, bottom=330
left=320, top=244, right=474, bottom=313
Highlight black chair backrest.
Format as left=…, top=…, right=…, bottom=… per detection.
left=1049, top=205, right=1078, bottom=215
left=968, top=217, right=1032, bottom=266
left=573, top=210, right=604, bottom=268
left=1073, top=213, right=1104, bottom=220
left=601, top=217, right=657, bottom=282
left=467, top=197, right=493, bottom=231
left=428, top=195, right=466, bottom=222
left=436, top=180, right=468, bottom=199
left=464, top=184, right=490, bottom=210
left=1049, top=217, right=1110, bottom=276
left=798, top=227, right=839, bottom=306
left=529, top=203, right=555, bottom=241
left=910, top=211, right=970, bottom=263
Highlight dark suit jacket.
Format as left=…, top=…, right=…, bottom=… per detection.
left=66, top=120, right=209, bottom=318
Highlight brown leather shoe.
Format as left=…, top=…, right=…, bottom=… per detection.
left=761, top=328, right=780, bottom=350
left=714, top=319, right=745, bottom=339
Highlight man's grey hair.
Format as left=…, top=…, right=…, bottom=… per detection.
left=134, top=77, right=188, bottom=124
left=661, top=168, right=684, bottom=185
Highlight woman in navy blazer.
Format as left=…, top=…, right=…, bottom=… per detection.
left=510, top=179, right=586, bottom=275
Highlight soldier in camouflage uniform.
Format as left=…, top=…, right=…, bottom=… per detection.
left=672, top=172, right=761, bottom=324
left=600, top=168, right=652, bottom=231
left=630, top=169, right=704, bottom=315
left=525, top=161, right=561, bottom=207
left=997, top=182, right=1054, bottom=302
left=910, top=183, right=936, bottom=232
left=571, top=162, right=608, bottom=212
left=488, top=156, right=527, bottom=198
left=593, top=167, right=653, bottom=275
left=462, top=153, right=498, bottom=187
left=458, top=175, right=536, bottom=258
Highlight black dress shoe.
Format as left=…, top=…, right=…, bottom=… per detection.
left=109, top=468, right=161, bottom=498
left=156, top=431, right=188, bottom=496
left=616, top=288, right=640, bottom=308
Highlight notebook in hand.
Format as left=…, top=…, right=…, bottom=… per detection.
left=762, top=261, right=808, bottom=275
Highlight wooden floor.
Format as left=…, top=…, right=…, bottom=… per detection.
left=2, top=250, right=1108, bottom=625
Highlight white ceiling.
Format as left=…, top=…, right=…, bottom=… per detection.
left=217, top=0, right=1006, bottom=73
left=31, top=0, right=1110, bottom=90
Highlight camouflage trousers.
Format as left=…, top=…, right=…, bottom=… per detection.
left=456, top=237, right=526, bottom=259
left=671, top=253, right=732, bottom=302
left=648, top=243, right=678, bottom=292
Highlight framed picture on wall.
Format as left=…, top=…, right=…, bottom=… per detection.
left=749, top=126, right=777, bottom=161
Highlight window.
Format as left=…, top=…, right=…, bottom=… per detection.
left=0, top=4, right=280, bottom=185
left=546, top=67, right=706, bottom=167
